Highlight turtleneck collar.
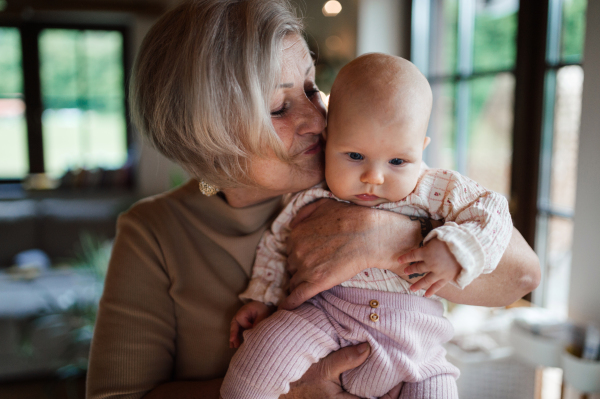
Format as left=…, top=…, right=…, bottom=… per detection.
left=179, top=180, right=284, bottom=237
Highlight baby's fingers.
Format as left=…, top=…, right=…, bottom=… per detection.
left=401, top=261, right=429, bottom=277
left=397, top=247, right=424, bottom=267
left=229, top=320, right=241, bottom=348
left=409, top=272, right=439, bottom=293
left=253, top=308, right=272, bottom=327
left=424, top=280, right=448, bottom=298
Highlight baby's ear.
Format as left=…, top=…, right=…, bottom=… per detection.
left=423, top=136, right=431, bottom=150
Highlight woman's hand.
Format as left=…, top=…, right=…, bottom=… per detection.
left=281, top=342, right=402, bottom=399
left=280, top=343, right=366, bottom=399
left=281, top=199, right=428, bottom=310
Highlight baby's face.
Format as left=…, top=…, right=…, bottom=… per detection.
left=325, top=109, right=429, bottom=206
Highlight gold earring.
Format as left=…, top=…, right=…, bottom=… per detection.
left=199, top=180, right=219, bottom=196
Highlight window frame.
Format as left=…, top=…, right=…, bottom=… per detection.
left=0, top=20, right=132, bottom=185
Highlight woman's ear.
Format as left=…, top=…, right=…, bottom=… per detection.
left=423, top=136, right=431, bottom=150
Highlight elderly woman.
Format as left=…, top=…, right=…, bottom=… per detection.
left=86, top=1, right=540, bottom=398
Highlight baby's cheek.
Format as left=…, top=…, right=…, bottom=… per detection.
left=325, top=164, right=352, bottom=199
left=386, top=172, right=419, bottom=202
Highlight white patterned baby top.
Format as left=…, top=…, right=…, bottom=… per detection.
left=240, top=165, right=513, bottom=306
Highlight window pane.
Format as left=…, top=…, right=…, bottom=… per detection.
left=550, top=65, right=582, bottom=211
left=467, top=73, right=514, bottom=197
left=543, top=215, right=573, bottom=317
left=425, top=81, right=457, bottom=170
left=39, top=29, right=127, bottom=178
left=473, top=0, right=519, bottom=73
left=429, top=0, right=458, bottom=77
left=561, top=0, right=587, bottom=63
left=0, top=27, right=29, bottom=179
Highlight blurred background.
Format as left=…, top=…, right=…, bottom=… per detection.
left=0, top=0, right=598, bottom=398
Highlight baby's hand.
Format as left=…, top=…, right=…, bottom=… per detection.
left=229, top=301, right=275, bottom=349
left=397, top=238, right=462, bottom=298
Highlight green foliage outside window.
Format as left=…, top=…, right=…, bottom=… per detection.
left=0, top=28, right=23, bottom=95
left=561, top=0, right=587, bottom=62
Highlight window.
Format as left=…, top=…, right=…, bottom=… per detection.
left=0, top=23, right=129, bottom=182
left=413, top=0, right=519, bottom=197
left=0, top=27, right=28, bottom=178
left=412, top=0, right=588, bottom=313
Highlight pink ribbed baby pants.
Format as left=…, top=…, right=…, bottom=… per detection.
left=221, top=286, right=459, bottom=399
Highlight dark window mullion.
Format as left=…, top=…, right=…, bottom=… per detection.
left=510, top=0, right=551, bottom=248
left=20, top=23, right=44, bottom=174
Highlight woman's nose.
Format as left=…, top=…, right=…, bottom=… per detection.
left=296, top=96, right=327, bottom=136
left=360, top=167, right=384, bottom=185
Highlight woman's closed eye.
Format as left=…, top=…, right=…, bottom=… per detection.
left=347, top=152, right=364, bottom=161
left=271, top=102, right=289, bottom=117
left=305, top=87, right=319, bottom=98
left=389, top=158, right=405, bottom=166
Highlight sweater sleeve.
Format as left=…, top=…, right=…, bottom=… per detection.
left=419, top=169, right=513, bottom=289
left=86, top=209, right=176, bottom=399
left=239, top=186, right=334, bottom=306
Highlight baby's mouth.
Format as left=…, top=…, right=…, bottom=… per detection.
left=355, top=194, right=380, bottom=201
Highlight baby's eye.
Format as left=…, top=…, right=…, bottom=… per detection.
left=348, top=152, right=364, bottom=161
left=389, top=158, right=405, bottom=166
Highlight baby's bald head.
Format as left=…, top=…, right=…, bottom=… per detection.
left=324, top=54, right=433, bottom=205
left=328, top=53, right=432, bottom=139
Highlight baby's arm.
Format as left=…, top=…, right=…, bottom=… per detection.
left=397, top=169, right=512, bottom=297
left=231, top=186, right=332, bottom=344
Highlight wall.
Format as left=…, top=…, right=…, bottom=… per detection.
left=129, top=5, right=187, bottom=197
left=357, top=0, right=409, bottom=58
left=568, top=0, right=600, bottom=326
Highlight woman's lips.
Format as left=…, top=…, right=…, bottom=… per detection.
left=356, top=194, right=380, bottom=201
left=303, top=141, right=322, bottom=155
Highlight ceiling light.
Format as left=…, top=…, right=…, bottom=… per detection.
left=322, top=1, right=342, bottom=17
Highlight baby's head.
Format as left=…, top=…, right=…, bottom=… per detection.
left=324, top=53, right=432, bottom=206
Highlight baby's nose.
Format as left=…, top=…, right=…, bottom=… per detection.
left=360, top=168, right=384, bottom=185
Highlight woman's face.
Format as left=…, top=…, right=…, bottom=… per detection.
left=249, top=34, right=327, bottom=196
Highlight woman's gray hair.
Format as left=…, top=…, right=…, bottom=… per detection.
left=130, top=0, right=303, bottom=188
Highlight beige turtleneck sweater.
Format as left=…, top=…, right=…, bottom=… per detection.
left=86, top=180, right=283, bottom=399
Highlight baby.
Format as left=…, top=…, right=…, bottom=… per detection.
left=220, top=54, right=513, bottom=399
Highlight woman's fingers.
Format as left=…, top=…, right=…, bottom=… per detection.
left=281, top=343, right=370, bottom=398
left=318, top=343, right=371, bottom=382
left=280, top=281, right=317, bottom=310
